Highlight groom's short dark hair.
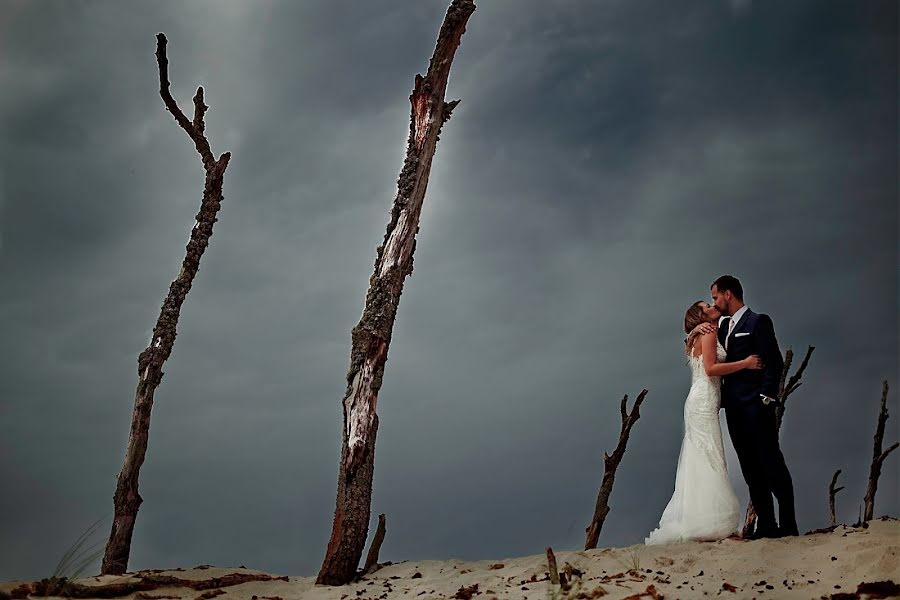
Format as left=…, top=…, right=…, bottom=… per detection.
left=712, top=275, right=744, bottom=301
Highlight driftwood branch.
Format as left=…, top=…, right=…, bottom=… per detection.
left=621, top=585, right=664, bottom=600
left=101, top=32, right=231, bottom=576
left=14, top=572, right=286, bottom=599
left=743, top=346, right=814, bottom=537
left=863, top=381, right=898, bottom=522
left=584, top=389, right=649, bottom=549
left=362, top=514, right=387, bottom=575
left=829, top=469, right=844, bottom=528
left=315, top=0, right=475, bottom=586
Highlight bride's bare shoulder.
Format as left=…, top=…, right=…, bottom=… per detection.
left=687, top=336, right=706, bottom=358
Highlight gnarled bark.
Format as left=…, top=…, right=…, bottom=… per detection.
left=742, top=346, right=814, bottom=537
left=315, top=0, right=475, bottom=585
left=584, top=390, right=649, bottom=549
left=101, top=33, right=231, bottom=576
left=863, top=381, right=898, bottom=522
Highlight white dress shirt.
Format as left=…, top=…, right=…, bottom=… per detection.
left=726, top=305, right=748, bottom=350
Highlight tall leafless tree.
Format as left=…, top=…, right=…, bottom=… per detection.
left=101, top=33, right=232, bottom=575
left=742, top=346, right=814, bottom=537
left=315, top=0, right=476, bottom=585
left=584, top=390, right=649, bottom=550
left=863, top=381, right=898, bottom=522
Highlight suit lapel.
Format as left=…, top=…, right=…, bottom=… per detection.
left=727, top=308, right=753, bottom=347
left=718, top=317, right=730, bottom=347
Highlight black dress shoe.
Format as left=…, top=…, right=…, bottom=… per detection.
left=776, top=526, right=799, bottom=537
left=746, top=526, right=780, bottom=540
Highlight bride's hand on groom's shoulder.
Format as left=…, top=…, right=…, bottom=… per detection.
left=691, top=322, right=717, bottom=337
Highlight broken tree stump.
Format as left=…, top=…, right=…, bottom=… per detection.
left=546, top=547, right=560, bottom=585
left=362, top=513, right=387, bottom=575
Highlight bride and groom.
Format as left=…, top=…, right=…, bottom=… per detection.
left=645, top=275, right=798, bottom=545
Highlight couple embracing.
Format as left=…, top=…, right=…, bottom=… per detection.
left=645, top=275, right=798, bottom=545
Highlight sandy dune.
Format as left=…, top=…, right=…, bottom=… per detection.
left=2, top=518, right=897, bottom=599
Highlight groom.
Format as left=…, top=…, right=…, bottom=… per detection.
left=710, top=274, right=799, bottom=539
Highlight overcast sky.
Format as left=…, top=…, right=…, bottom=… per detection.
left=1, top=0, right=897, bottom=582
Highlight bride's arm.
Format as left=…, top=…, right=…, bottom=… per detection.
left=701, top=332, right=760, bottom=376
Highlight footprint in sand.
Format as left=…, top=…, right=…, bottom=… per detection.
left=672, top=555, right=697, bottom=573
left=802, top=534, right=834, bottom=547
left=654, top=556, right=675, bottom=567
left=852, top=546, right=899, bottom=574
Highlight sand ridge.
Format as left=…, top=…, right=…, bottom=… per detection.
left=2, top=518, right=897, bottom=599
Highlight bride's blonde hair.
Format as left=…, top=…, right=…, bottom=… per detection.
left=683, top=300, right=707, bottom=353
left=684, top=301, right=707, bottom=334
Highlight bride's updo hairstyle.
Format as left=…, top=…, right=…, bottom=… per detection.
left=683, top=301, right=706, bottom=335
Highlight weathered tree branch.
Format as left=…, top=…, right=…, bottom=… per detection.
left=155, top=33, right=216, bottom=169
left=584, top=389, right=649, bottom=549
left=315, top=0, right=475, bottom=586
left=829, top=469, right=844, bottom=528
left=776, top=346, right=815, bottom=430
left=101, top=33, right=231, bottom=576
left=863, top=381, right=898, bottom=522
left=743, top=346, right=814, bottom=537
left=362, top=514, right=387, bottom=575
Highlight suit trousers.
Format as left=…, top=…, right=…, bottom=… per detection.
left=724, top=399, right=797, bottom=533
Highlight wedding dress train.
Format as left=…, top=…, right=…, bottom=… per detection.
left=645, top=340, right=741, bottom=545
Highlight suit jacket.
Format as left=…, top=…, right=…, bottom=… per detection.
left=718, top=308, right=784, bottom=409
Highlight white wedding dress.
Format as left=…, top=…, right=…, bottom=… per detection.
left=645, top=340, right=741, bottom=545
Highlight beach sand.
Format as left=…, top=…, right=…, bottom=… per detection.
left=2, top=517, right=897, bottom=599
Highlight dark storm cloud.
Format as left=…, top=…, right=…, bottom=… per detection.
left=1, top=0, right=896, bottom=581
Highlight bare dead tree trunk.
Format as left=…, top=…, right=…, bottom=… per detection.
left=362, top=514, right=386, bottom=575
left=828, top=469, right=844, bottom=528
left=584, top=390, right=649, bottom=550
left=315, top=0, right=475, bottom=586
left=742, top=346, right=814, bottom=537
left=863, top=381, right=898, bottom=522
left=101, top=33, right=231, bottom=576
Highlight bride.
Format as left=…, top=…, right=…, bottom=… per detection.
left=645, top=300, right=763, bottom=545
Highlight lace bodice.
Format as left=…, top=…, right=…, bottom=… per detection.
left=683, top=339, right=728, bottom=474
left=687, top=340, right=728, bottom=385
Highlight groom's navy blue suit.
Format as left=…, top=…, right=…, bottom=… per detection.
left=719, top=308, right=798, bottom=536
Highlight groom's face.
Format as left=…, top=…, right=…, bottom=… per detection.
left=710, top=285, right=730, bottom=315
